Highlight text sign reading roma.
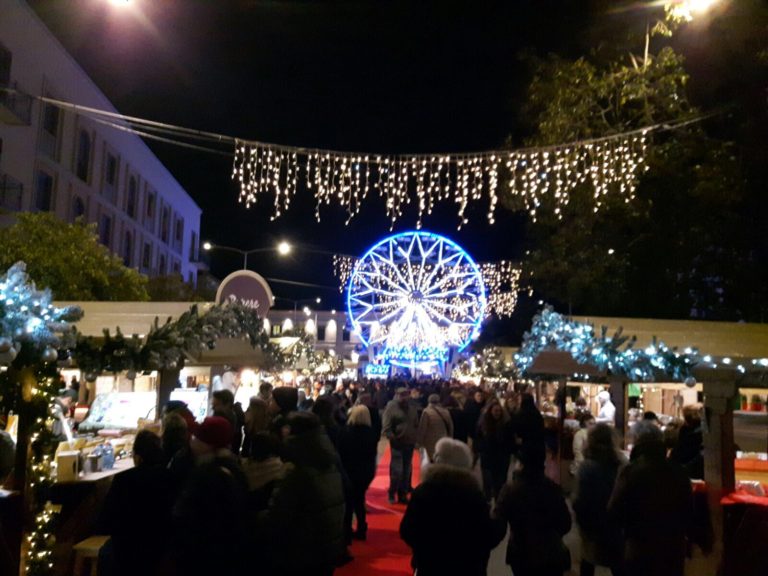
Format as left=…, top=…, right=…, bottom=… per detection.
left=215, top=270, right=274, bottom=313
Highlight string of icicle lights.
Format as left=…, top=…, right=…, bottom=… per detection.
left=233, top=131, right=648, bottom=229
left=333, top=254, right=523, bottom=318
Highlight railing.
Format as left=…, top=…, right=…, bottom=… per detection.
left=0, top=172, right=23, bottom=212
left=0, top=82, right=32, bottom=125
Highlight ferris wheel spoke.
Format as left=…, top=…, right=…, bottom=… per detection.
left=358, top=264, right=410, bottom=295
left=417, top=249, right=463, bottom=294
left=422, top=268, right=477, bottom=296
left=370, top=250, right=411, bottom=290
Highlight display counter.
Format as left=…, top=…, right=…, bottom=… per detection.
left=50, top=458, right=133, bottom=576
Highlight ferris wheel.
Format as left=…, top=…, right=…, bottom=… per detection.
left=347, top=231, right=487, bottom=366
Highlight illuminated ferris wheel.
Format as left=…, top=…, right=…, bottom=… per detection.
left=347, top=231, right=487, bottom=366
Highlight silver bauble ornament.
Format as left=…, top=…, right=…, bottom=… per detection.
left=0, top=337, right=12, bottom=353
left=42, top=347, right=58, bottom=363
left=684, top=376, right=696, bottom=388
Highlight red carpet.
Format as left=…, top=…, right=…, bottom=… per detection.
left=336, top=447, right=421, bottom=576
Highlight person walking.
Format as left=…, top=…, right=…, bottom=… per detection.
left=258, top=412, right=346, bottom=576
left=572, top=423, right=627, bottom=576
left=608, top=421, right=694, bottom=576
left=400, top=438, right=505, bottom=576
left=494, top=446, right=572, bottom=576
left=475, top=399, right=512, bottom=502
left=416, top=394, right=454, bottom=463
left=382, top=387, right=419, bottom=504
left=338, top=405, right=378, bottom=541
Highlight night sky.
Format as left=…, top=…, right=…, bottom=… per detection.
left=24, top=1, right=758, bottom=328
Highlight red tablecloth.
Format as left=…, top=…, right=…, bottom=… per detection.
left=721, top=489, right=768, bottom=507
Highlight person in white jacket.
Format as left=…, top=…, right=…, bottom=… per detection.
left=416, top=394, right=454, bottom=462
left=596, top=390, right=616, bottom=426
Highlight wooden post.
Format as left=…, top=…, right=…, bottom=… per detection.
left=698, top=368, right=738, bottom=575
left=609, top=374, right=627, bottom=434
left=156, top=368, right=181, bottom=420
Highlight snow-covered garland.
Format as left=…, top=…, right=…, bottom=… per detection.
left=515, top=305, right=698, bottom=381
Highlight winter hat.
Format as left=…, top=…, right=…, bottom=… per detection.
left=193, top=416, right=233, bottom=450
left=272, top=386, right=299, bottom=413
left=428, top=394, right=441, bottom=405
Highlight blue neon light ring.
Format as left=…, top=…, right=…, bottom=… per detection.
left=347, top=230, right=487, bottom=364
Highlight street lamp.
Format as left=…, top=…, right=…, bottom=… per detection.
left=202, top=241, right=290, bottom=270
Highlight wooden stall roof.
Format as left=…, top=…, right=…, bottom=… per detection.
left=573, top=316, right=768, bottom=360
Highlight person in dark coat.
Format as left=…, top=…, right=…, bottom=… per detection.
left=494, top=445, right=572, bottom=576
left=269, top=386, right=299, bottom=439
left=356, top=392, right=382, bottom=440
left=400, top=438, right=505, bottom=576
left=514, top=393, right=546, bottom=457
left=669, top=404, right=704, bottom=479
left=572, top=423, right=627, bottom=576
left=312, top=395, right=342, bottom=449
left=243, top=431, right=286, bottom=513
left=212, top=389, right=242, bottom=454
left=463, top=389, right=486, bottom=447
left=258, top=412, right=346, bottom=576
left=100, top=430, right=173, bottom=576
left=382, top=387, right=420, bottom=504
left=475, top=400, right=512, bottom=502
left=171, top=416, right=248, bottom=576
left=338, top=405, right=378, bottom=540
left=241, top=396, right=269, bottom=458
left=608, top=422, right=694, bottom=576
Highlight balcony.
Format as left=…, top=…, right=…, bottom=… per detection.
left=0, top=172, right=23, bottom=212
left=0, top=82, right=32, bottom=125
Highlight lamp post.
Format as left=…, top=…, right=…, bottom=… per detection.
left=202, top=240, right=292, bottom=270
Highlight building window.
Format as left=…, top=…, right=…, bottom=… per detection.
left=76, top=130, right=91, bottom=182
left=105, top=153, right=117, bottom=186
left=71, top=196, right=86, bottom=220
left=190, top=231, right=198, bottom=261
left=0, top=43, right=11, bottom=87
left=144, top=189, right=156, bottom=231
left=126, top=176, right=138, bottom=218
left=142, top=242, right=152, bottom=271
left=172, top=259, right=180, bottom=273
left=342, top=327, right=351, bottom=341
left=271, top=324, right=282, bottom=337
left=123, top=231, right=133, bottom=266
left=34, top=170, right=54, bottom=211
left=160, top=206, right=170, bottom=244
left=99, top=214, right=112, bottom=247
left=39, top=103, right=60, bottom=159
left=158, top=254, right=167, bottom=275
left=317, top=325, right=326, bottom=341
left=173, top=216, right=183, bottom=251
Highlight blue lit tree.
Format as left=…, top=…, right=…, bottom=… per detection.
left=515, top=305, right=698, bottom=381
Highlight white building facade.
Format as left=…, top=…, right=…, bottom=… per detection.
left=0, top=0, right=202, bottom=284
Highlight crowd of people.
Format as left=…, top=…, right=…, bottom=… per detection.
left=97, top=378, right=704, bottom=576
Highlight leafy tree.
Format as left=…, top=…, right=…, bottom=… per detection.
left=0, top=213, right=149, bottom=301
left=509, top=17, right=758, bottom=320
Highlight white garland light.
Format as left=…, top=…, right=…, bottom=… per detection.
left=335, top=254, right=522, bottom=318
left=233, top=133, right=648, bottom=229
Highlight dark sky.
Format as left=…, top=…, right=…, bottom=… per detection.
left=25, top=0, right=760, bottom=321
left=26, top=0, right=594, bottom=306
